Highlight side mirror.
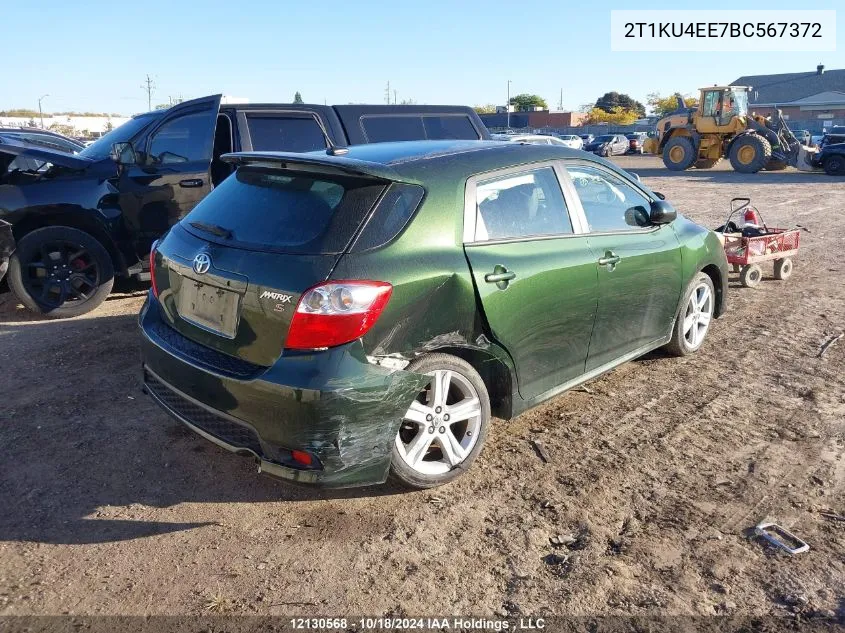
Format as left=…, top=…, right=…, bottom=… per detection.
left=111, top=142, right=136, bottom=165
left=649, top=199, right=677, bottom=224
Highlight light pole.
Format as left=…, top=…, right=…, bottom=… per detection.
left=38, top=94, right=49, bottom=129
left=506, top=80, right=512, bottom=130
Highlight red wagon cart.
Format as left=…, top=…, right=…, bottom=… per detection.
left=716, top=198, right=801, bottom=289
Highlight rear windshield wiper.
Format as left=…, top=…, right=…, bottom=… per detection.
left=189, top=221, right=233, bottom=240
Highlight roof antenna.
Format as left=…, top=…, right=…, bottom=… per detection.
left=313, top=116, right=348, bottom=156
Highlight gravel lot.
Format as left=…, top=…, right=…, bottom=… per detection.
left=0, top=156, right=842, bottom=621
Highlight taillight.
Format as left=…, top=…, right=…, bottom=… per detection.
left=285, top=280, right=392, bottom=350
left=149, top=242, right=159, bottom=298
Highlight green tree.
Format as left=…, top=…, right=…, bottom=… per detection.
left=595, top=92, right=645, bottom=117
left=473, top=104, right=497, bottom=114
left=585, top=106, right=639, bottom=126
left=646, top=92, right=698, bottom=117
left=49, top=123, right=76, bottom=137
left=105, top=120, right=114, bottom=132
left=27, top=117, right=37, bottom=127
left=294, top=91, right=304, bottom=104
left=509, top=93, right=547, bottom=111
left=154, top=103, right=171, bottom=110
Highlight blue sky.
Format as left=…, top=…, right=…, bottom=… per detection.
left=2, top=0, right=842, bottom=115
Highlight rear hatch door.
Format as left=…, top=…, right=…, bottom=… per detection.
left=152, top=162, right=389, bottom=367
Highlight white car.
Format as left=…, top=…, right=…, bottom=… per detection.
left=496, top=134, right=576, bottom=147
left=555, top=134, right=584, bottom=149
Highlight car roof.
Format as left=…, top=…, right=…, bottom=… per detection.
left=224, top=139, right=597, bottom=185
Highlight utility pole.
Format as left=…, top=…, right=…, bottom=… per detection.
left=141, top=74, right=155, bottom=111
left=558, top=88, right=563, bottom=111
left=506, top=80, right=512, bottom=129
left=393, top=89, right=398, bottom=105
left=38, top=94, right=49, bottom=129
left=385, top=81, right=391, bottom=105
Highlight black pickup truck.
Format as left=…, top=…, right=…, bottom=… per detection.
left=0, top=95, right=489, bottom=317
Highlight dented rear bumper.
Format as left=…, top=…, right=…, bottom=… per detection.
left=139, top=297, right=427, bottom=488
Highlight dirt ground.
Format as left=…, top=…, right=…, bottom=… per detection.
left=0, top=157, right=843, bottom=624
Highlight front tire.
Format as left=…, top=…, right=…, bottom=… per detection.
left=663, top=137, right=697, bottom=171
left=665, top=273, right=715, bottom=357
left=390, top=354, right=491, bottom=489
left=729, top=135, right=771, bottom=173
left=8, top=226, right=114, bottom=318
left=823, top=155, right=845, bottom=176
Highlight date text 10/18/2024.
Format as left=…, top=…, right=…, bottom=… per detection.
left=289, top=617, right=546, bottom=630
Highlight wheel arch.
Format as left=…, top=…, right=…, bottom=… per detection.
left=700, top=263, right=726, bottom=317
left=11, top=209, right=128, bottom=276
left=418, top=345, right=515, bottom=420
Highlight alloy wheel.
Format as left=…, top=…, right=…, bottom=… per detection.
left=395, top=369, right=482, bottom=476
left=22, top=240, right=100, bottom=309
left=682, top=283, right=713, bottom=349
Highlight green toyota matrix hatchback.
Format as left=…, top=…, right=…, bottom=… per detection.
left=140, top=140, right=727, bottom=489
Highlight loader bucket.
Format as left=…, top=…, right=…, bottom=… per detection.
left=795, top=146, right=820, bottom=172
left=643, top=137, right=659, bottom=154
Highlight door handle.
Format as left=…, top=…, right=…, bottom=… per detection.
left=179, top=178, right=204, bottom=188
left=485, top=271, right=517, bottom=283
left=484, top=265, right=516, bottom=289
left=598, top=252, right=621, bottom=267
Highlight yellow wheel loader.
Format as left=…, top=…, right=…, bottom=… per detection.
left=643, top=86, right=818, bottom=173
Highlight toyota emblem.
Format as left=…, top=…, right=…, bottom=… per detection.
left=192, top=253, right=212, bottom=275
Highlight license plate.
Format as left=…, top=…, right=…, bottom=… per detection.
left=177, top=281, right=240, bottom=338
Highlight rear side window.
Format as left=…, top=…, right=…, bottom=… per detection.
left=362, top=116, right=426, bottom=143
left=245, top=114, right=327, bottom=152
left=351, top=183, right=425, bottom=252
left=182, top=167, right=385, bottom=254
left=361, top=115, right=480, bottom=143
left=423, top=116, right=479, bottom=140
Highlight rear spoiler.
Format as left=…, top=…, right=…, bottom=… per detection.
left=221, top=151, right=406, bottom=182
left=0, top=137, right=92, bottom=170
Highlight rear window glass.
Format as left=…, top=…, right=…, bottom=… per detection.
left=181, top=167, right=385, bottom=254
left=362, top=115, right=480, bottom=143
left=246, top=115, right=327, bottom=152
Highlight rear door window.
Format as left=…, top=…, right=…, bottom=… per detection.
left=181, top=167, right=385, bottom=254
left=245, top=114, right=327, bottom=152
left=474, top=166, right=573, bottom=241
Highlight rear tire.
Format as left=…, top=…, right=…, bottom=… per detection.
left=390, top=354, right=491, bottom=490
left=8, top=226, right=114, bottom=318
left=823, top=155, right=845, bottom=176
left=773, top=258, right=793, bottom=280
left=663, top=137, right=697, bottom=171
left=665, top=272, right=716, bottom=357
left=739, top=264, right=763, bottom=288
left=729, top=135, right=771, bottom=173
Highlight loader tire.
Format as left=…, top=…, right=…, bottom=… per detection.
left=729, top=135, right=771, bottom=173
left=695, top=157, right=723, bottom=169
left=663, top=137, right=697, bottom=171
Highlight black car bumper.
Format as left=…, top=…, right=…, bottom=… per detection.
left=139, top=297, right=427, bottom=488
left=0, top=220, right=14, bottom=283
